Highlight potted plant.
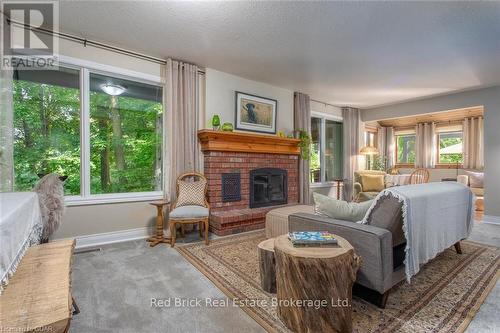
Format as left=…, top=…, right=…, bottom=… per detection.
left=296, top=130, right=312, bottom=160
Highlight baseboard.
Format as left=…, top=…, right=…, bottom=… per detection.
left=74, top=227, right=154, bottom=249
left=482, top=215, right=500, bottom=225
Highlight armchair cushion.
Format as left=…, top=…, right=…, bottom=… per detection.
left=465, top=171, right=484, bottom=188
left=360, top=174, right=385, bottom=192
left=170, top=205, right=209, bottom=218
left=313, top=192, right=373, bottom=222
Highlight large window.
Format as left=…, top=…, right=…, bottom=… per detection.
left=395, top=133, right=416, bottom=164
left=12, top=62, right=163, bottom=203
left=438, top=131, right=463, bottom=164
left=310, top=115, right=343, bottom=184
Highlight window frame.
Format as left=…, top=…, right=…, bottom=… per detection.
left=22, top=55, right=164, bottom=206
left=310, top=112, right=343, bottom=188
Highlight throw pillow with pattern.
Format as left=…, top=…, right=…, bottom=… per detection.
left=176, top=179, right=207, bottom=207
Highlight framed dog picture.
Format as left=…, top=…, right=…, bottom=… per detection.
left=235, top=91, right=277, bottom=134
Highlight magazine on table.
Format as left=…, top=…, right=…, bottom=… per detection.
left=288, top=231, right=338, bottom=247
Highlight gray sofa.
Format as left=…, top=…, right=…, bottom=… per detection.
left=288, top=195, right=462, bottom=308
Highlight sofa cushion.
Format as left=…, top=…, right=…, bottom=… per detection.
left=471, top=187, right=484, bottom=196
left=170, top=205, right=209, bottom=218
left=313, top=192, right=373, bottom=222
left=365, top=194, right=405, bottom=247
left=361, top=174, right=385, bottom=192
left=465, top=171, right=484, bottom=188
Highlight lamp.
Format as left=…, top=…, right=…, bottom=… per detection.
left=360, top=146, right=379, bottom=170
left=101, top=83, right=126, bottom=96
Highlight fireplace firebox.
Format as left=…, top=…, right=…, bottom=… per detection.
left=250, top=168, right=287, bottom=208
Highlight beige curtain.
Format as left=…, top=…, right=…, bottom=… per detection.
left=376, top=126, right=395, bottom=170
left=163, top=59, right=202, bottom=203
left=0, top=66, right=13, bottom=192
left=342, top=107, right=363, bottom=201
left=463, top=117, right=484, bottom=169
left=294, top=92, right=311, bottom=204
left=415, top=122, right=436, bottom=168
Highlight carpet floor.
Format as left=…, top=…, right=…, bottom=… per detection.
left=177, top=230, right=499, bottom=333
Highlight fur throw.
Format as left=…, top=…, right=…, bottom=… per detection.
left=33, top=174, right=66, bottom=241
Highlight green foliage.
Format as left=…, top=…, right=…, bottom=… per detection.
left=13, top=78, right=162, bottom=195
left=297, top=130, right=312, bottom=160
left=371, top=155, right=387, bottom=171
left=396, top=135, right=415, bottom=164
left=439, top=134, right=463, bottom=164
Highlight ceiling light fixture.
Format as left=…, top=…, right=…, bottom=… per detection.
left=101, top=83, right=126, bottom=96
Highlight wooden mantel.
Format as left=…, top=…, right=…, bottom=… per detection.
left=198, top=129, right=300, bottom=155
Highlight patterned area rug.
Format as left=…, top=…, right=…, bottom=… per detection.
left=176, top=230, right=499, bottom=333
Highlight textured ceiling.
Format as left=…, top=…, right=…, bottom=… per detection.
left=58, top=1, right=500, bottom=108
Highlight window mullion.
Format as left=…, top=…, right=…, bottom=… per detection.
left=80, top=68, right=91, bottom=197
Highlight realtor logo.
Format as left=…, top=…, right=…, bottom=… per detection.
left=1, top=0, right=59, bottom=69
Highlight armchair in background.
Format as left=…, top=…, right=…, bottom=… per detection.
left=353, top=170, right=388, bottom=202
left=457, top=170, right=484, bottom=211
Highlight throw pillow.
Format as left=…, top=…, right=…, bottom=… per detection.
left=361, top=174, right=385, bottom=192
left=176, top=179, right=207, bottom=208
left=313, top=192, right=374, bottom=222
left=465, top=171, right=484, bottom=188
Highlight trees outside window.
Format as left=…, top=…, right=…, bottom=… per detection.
left=12, top=64, right=163, bottom=201
left=438, top=131, right=463, bottom=164
left=89, top=73, right=162, bottom=194
left=13, top=67, right=81, bottom=195
left=396, top=134, right=416, bottom=164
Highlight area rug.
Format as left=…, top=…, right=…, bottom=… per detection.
left=176, top=230, right=499, bottom=333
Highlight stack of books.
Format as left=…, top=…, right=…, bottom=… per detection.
left=288, top=231, right=338, bottom=247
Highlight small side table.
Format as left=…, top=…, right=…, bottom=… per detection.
left=274, top=234, right=360, bottom=333
left=258, top=238, right=276, bottom=293
left=147, top=201, right=170, bottom=247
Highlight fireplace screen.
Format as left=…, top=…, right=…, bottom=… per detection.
left=221, top=173, right=241, bottom=202
left=250, top=168, right=287, bottom=208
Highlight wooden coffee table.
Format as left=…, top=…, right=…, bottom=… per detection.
left=274, top=234, right=360, bottom=333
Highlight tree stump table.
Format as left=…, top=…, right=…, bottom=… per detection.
left=274, top=234, right=360, bottom=333
left=258, top=238, right=276, bottom=293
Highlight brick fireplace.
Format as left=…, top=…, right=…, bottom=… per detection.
left=198, top=130, right=300, bottom=236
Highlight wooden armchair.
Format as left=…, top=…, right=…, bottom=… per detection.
left=409, top=168, right=430, bottom=184
left=169, top=172, right=210, bottom=247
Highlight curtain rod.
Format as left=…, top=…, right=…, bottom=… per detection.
left=4, top=16, right=206, bottom=74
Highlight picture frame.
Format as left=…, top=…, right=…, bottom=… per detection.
left=235, top=91, right=277, bottom=134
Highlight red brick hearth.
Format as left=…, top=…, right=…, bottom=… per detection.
left=198, top=130, right=301, bottom=236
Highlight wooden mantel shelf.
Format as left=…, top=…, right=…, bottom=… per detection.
left=198, top=129, right=300, bottom=155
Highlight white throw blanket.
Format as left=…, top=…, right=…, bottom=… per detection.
left=363, top=182, right=474, bottom=282
left=0, top=192, right=42, bottom=293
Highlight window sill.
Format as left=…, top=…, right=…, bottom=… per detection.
left=65, top=192, right=164, bottom=206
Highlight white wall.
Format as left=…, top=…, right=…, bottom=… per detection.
left=362, top=85, right=500, bottom=217
left=205, top=68, right=294, bottom=132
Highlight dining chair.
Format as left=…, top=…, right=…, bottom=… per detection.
left=169, top=172, right=209, bottom=247
left=409, top=168, right=430, bottom=184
